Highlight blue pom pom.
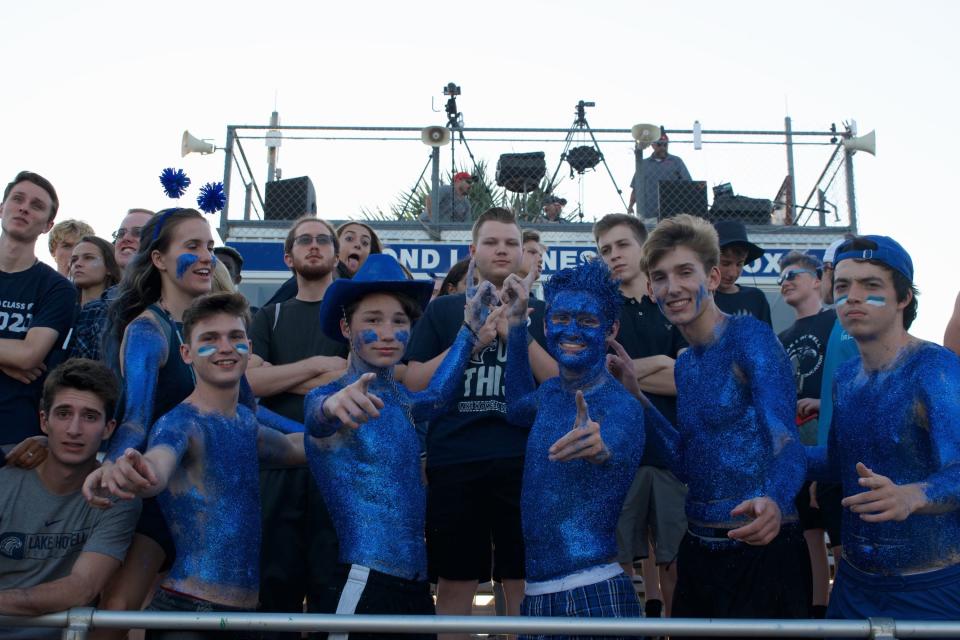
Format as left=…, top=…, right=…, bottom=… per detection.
left=159, top=168, right=191, bottom=199
left=197, top=182, right=226, bottom=214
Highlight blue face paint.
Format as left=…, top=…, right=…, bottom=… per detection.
left=234, top=342, right=249, bottom=354
left=695, top=284, right=708, bottom=313
left=836, top=295, right=849, bottom=306
left=196, top=345, right=217, bottom=357
left=176, top=253, right=199, bottom=280
left=395, top=330, right=410, bottom=346
left=360, top=329, right=378, bottom=344
left=865, top=295, right=887, bottom=307
left=545, top=291, right=607, bottom=376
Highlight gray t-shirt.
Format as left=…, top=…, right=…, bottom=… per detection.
left=0, top=466, right=141, bottom=593
left=423, top=184, right=472, bottom=222
left=630, top=154, right=692, bottom=219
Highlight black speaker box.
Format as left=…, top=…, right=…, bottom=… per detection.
left=496, top=152, right=546, bottom=193
left=264, top=176, right=317, bottom=221
left=658, top=180, right=708, bottom=219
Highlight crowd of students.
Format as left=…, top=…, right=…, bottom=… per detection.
left=1, top=168, right=959, bottom=640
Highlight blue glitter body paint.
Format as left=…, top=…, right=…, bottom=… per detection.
left=149, top=403, right=262, bottom=607
left=395, top=330, right=410, bottom=346
left=543, top=291, right=608, bottom=378
left=106, top=318, right=171, bottom=462
left=506, top=321, right=650, bottom=581
left=673, top=315, right=805, bottom=526
left=175, top=253, right=199, bottom=280
left=196, top=345, right=217, bottom=357
left=303, top=325, right=477, bottom=580
left=360, top=329, right=378, bottom=344
left=865, top=295, right=887, bottom=307
left=807, top=342, right=960, bottom=575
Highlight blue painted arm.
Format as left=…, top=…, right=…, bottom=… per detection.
left=409, top=326, right=477, bottom=423
left=918, top=354, right=960, bottom=509
left=106, top=318, right=167, bottom=462
left=505, top=323, right=537, bottom=429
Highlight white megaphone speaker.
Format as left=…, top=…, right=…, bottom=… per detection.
left=181, top=130, right=216, bottom=157
left=630, top=123, right=662, bottom=149
left=842, top=130, right=876, bottom=156
left=421, top=126, right=451, bottom=147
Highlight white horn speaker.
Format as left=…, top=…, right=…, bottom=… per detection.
left=842, top=130, right=876, bottom=156
left=181, top=130, right=216, bottom=157
left=630, top=123, right=662, bottom=148
left=421, top=126, right=450, bottom=147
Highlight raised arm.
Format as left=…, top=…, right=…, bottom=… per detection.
left=502, top=271, right=539, bottom=428
left=408, top=273, right=492, bottom=421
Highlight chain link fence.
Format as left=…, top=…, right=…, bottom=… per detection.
left=218, top=115, right=859, bottom=232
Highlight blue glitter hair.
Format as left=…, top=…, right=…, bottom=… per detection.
left=544, top=258, right=622, bottom=327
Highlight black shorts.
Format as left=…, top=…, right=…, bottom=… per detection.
left=672, top=523, right=811, bottom=632
left=426, top=457, right=525, bottom=583
left=135, top=496, right=176, bottom=572
left=794, top=481, right=843, bottom=546
left=331, top=564, right=435, bottom=640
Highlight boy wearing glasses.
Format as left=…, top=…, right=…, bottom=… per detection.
left=247, top=215, right=350, bottom=636
left=776, top=251, right=838, bottom=618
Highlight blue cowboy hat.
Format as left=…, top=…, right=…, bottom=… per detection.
left=319, top=254, right=434, bottom=343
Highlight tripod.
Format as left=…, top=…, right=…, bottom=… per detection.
left=444, top=93, right=492, bottom=204
left=544, top=100, right=628, bottom=214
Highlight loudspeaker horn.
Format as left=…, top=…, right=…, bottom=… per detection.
left=842, top=130, right=876, bottom=156
left=630, top=123, right=662, bottom=148
left=421, top=126, right=450, bottom=147
left=181, top=130, right=216, bottom=157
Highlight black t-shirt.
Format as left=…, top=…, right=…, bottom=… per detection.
left=405, top=292, right=548, bottom=468
left=614, top=294, right=687, bottom=468
left=715, top=286, right=772, bottom=325
left=0, top=262, right=76, bottom=446
left=778, top=308, right=836, bottom=401
left=250, top=298, right=349, bottom=423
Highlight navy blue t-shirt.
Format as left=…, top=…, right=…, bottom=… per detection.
left=613, top=294, right=686, bottom=468
left=0, top=262, right=76, bottom=445
left=406, top=292, right=548, bottom=468
left=715, top=285, right=772, bottom=325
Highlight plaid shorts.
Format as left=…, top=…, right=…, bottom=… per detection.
left=519, top=573, right=642, bottom=640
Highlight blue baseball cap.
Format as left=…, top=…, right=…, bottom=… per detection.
left=834, top=235, right=913, bottom=282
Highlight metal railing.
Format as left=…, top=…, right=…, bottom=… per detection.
left=3, top=610, right=960, bottom=639
left=212, top=115, right=860, bottom=239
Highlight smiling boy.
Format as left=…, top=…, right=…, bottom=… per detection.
left=639, top=214, right=808, bottom=625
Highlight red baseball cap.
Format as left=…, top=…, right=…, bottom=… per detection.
left=453, top=172, right=473, bottom=183
left=654, top=133, right=669, bottom=145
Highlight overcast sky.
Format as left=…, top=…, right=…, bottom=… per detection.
left=2, top=1, right=957, bottom=342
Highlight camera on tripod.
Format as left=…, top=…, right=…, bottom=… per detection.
left=443, top=83, right=461, bottom=97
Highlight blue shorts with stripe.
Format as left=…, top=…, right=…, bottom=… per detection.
left=519, top=573, right=642, bottom=640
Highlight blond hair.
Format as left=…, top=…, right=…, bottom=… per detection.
left=640, top=214, right=719, bottom=274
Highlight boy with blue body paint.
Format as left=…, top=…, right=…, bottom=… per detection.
left=302, top=254, right=493, bottom=635
left=88, top=292, right=307, bottom=637
left=501, top=259, right=667, bottom=634
left=637, top=214, right=809, bottom=626
left=807, top=235, right=960, bottom=620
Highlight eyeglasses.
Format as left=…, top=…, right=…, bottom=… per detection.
left=294, top=233, right=334, bottom=247
left=777, top=268, right=817, bottom=285
left=112, top=226, right=143, bottom=242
